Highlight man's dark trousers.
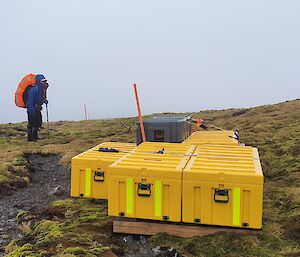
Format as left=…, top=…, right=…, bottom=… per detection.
left=27, top=109, right=42, bottom=141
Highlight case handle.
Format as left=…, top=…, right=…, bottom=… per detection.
left=214, top=189, right=229, bottom=203
left=137, top=183, right=151, bottom=197
left=94, top=171, right=104, bottom=182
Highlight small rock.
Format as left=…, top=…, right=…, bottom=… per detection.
left=8, top=212, right=16, bottom=219
left=23, top=177, right=31, bottom=185
left=139, top=248, right=149, bottom=255
left=123, top=235, right=133, bottom=244
left=166, top=248, right=179, bottom=257
left=1, top=234, right=10, bottom=239
left=140, top=236, right=147, bottom=245
left=152, top=247, right=179, bottom=257
left=152, top=247, right=162, bottom=256
left=50, top=186, right=64, bottom=196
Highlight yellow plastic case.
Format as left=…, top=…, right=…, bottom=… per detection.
left=182, top=144, right=263, bottom=229
left=107, top=142, right=196, bottom=222
left=184, top=131, right=238, bottom=146
left=71, top=142, right=136, bottom=199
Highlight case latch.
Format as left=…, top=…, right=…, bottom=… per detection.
left=214, top=189, right=229, bottom=203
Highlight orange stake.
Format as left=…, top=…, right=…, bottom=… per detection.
left=133, top=84, right=146, bottom=142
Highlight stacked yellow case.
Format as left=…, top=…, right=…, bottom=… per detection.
left=107, top=142, right=196, bottom=222
left=71, top=131, right=264, bottom=229
left=182, top=144, right=263, bottom=229
left=71, top=142, right=136, bottom=199
left=183, top=131, right=238, bottom=146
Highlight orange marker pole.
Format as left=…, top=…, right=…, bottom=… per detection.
left=133, top=83, right=146, bottom=142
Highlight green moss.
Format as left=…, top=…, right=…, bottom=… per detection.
left=33, top=220, right=63, bottom=247
left=11, top=155, right=29, bottom=167
left=52, top=199, right=75, bottom=209
left=16, top=210, right=29, bottom=222
left=0, top=173, right=9, bottom=183
left=5, top=239, right=19, bottom=253
left=62, top=247, right=86, bottom=255
left=74, top=213, right=102, bottom=224
left=150, top=232, right=295, bottom=257
left=57, top=254, right=77, bottom=257
left=90, top=246, right=110, bottom=254
left=68, top=234, right=93, bottom=245
left=5, top=243, right=37, bottom=257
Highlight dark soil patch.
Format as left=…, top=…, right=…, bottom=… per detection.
left=13, top=127, right=26, bottom=133
left=0, top=154, right=70, bottom=256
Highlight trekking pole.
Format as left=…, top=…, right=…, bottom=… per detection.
left=46, top=104, right=50, bottom=138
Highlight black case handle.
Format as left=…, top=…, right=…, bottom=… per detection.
left=137, top=183, right=151, bottom=197
left=94, top=171, right=104, bottom=182
left=214, top=189, right=229, bottom=203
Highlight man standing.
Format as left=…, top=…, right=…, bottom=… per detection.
left=27, top=74, right=49, bottom=141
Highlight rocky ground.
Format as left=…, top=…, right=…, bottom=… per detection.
left=0, top=154, right=70, bottom=256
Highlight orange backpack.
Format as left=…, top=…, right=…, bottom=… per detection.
left=15, top=74, right=36, bottom=108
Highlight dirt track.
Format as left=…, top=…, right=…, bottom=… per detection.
left=0, top=154, right=70, bottom=256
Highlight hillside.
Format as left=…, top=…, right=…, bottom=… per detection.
left=0, top=99, right=299, bottom=257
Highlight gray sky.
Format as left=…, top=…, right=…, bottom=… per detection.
left=1, top=0, right=299, bottom=124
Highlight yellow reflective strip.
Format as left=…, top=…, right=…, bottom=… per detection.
left=85, top=168, right=92, bottom=197
left=126, top=178, right=133, bottom=214
left=155, top=180, right=162, bottom=217
left=233, top=187, right=241, bottom=226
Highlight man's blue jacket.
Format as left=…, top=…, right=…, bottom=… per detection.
left=27, top=74, right=48, bottom=116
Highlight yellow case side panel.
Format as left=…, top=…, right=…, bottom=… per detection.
left=108, top=175, right=181, bottom=222
left=182, top=181, right=263, bottom=229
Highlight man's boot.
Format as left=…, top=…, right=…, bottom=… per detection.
left=32, top=127, right=39, bottom=140
left=27, top=127, right=36, bottom=141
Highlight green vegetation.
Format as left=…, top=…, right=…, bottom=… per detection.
left=1, top=99, right=299, bottom=256
left=16, top=210, right=29, bottom=222
left=6, top=199, right=112, bottom=256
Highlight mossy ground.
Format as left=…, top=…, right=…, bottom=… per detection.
left=5, top=199, right=114, bottom=257
left=1, top=99, right=299, bottom=256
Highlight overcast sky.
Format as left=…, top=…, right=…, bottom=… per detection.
left=1, top=0, right=299, bottom=124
